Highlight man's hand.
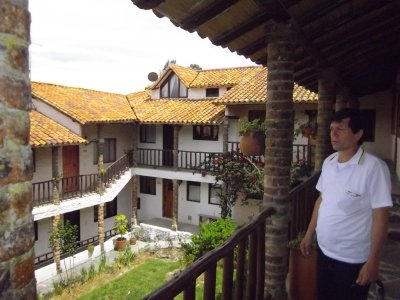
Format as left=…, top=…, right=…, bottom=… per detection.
left=356, top=260, right=379, bottom=285
left=300, top=235, right=313, bottom=257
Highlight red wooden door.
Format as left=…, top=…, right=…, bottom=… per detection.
left=162, top=179, right=173, bottom=218
left=62, top=146, right=79, bottom=193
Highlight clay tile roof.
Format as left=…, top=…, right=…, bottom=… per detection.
left=215, top=68, right=318, bottom=104
left=170, top=65, right=198, bottom=87
left=190, top=66, right=263, bottom=88
left=30, top=110, right=87, bottom=148
left=31, top=82, right=137, bottom=124
left=126, top=91, right=224, bottom=124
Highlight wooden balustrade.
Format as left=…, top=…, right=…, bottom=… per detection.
left=143, top=173, right=320, bottom=300
left=143, top=207, right=276, bottom=300
left=33, top=153, right=132, bottom=207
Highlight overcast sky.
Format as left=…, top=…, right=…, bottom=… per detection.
left=29, top=0, right=256, bottom=94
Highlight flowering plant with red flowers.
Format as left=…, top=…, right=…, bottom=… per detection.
left=195, top=150, right=264, bottom=217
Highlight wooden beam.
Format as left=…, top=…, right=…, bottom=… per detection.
left=237, top=39, right=265, bottom=57
left=211, top=10, right=272, bottom=46
left=131, top=0, right=165, bottom=10
left=179, top=0, right=241, bottom=32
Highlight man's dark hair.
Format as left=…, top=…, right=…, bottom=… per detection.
left=331, top=108, right=365, bottom=145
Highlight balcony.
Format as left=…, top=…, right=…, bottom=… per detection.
left=32, top=153, right=133, bottom=208
left=137, top=143, right=313, bottom=170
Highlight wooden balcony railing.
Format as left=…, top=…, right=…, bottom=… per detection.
left=33, top=152, right=133, bottom=207
left=143, top=173, right=320, bottom=300
left=137, top=144, right=312, bottom=171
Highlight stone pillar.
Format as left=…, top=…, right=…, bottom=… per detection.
left=336, top=87, right=349, bottom=111
left=264, top=21, right=296, bottom=300
left=97, top=124, right=105, bottom=253
left=171, top=125, right=180, bottom=231
left=315, top=69, right=336, bottom=170
left=0, top=1, right=36, bottom=298
left=131, top=123, right=139, bottom=227
left=51, top=147, right=61, bottom=273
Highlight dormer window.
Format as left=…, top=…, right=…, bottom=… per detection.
left=206, top=88, right=219, bottom=97
left=160, top=73, right=188, bottom=98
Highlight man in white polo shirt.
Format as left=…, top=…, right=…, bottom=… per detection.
left=300, top=109, right=392, bottom=300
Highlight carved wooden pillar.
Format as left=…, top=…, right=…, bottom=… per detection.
left=97, top=124, right=105, bottom=253
left=315, top=68, right=336, bottom=170
left=51, top=147, right=61, bottom=273
left=0, top=1, right=36, bottom=298
left=171, top=125, right=180, bottom=231
left=264, top=21, right=296, bottom=300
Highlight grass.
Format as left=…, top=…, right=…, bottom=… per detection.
left=77, top=258, right=181, bottom=300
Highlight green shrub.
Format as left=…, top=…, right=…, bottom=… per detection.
left=115, top=245, right=136, bottom=268
left=80, top=267, right=88, bottom=283
left=98, top=254, right=107, bottom=272
left=181, top=218, right=236, bottom=265
left=88, top=264, right=96, bottom=280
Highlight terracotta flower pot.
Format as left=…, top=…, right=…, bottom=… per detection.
left=115, top=237, right=127, bottom=251
left=288, top=248, right=317, bottom=300
left=129, top=238, right=137, bottom=245
left=239, top=132, right=265, bottom=156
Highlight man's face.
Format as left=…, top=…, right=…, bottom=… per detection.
left=330, top=118, right=363, bottom=151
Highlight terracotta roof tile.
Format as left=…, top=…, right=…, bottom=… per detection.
left=31, top=82, right=137, bottom=124
left=30, top=110, right=87, bottom=148
left=215, top=68, right=318, bottom=104
left=126, top=92, right=224, bottom=124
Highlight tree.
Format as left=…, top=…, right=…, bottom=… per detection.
left=49, top=220, right=78, bottom=288
left=162, top=59, right=176, bottom=71
left=189, top=63, right=202, bottom=70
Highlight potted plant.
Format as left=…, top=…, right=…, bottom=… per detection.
left=294, top=121, right=316, bottom=139
left=288, top=232, right=318, bottom=300
left=114, top=214, right=128, bottom=251
left=238, top=118, right=266, bottom=156
left=129, top=227, right=141, bottom=245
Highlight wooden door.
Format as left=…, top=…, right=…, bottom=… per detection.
left=62, top=146, right=79, bottom=193
left=162, top=179, right=173, bottom=218
left=64, top=210, right=81, bottom=241
left=163, top=125, right=174, bottom=167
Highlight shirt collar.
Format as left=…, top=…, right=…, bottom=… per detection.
left=328, top=147, right=365, bottom=165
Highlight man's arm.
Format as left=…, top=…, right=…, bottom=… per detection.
left=356, top=207, right=389, bottom=285
left=300, top=194, right=322, bottom=257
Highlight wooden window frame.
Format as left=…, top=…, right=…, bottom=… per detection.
left=140, top=176, right=156, bottom=195
left=93, top=138, right=117, bottom=164
left=94, top=197, right=118, bottom=222
left=187, top=181, right=201, bottom=203
left=193, top=125, right=219, bottom=141
left=160, top=73, right=188, bottom=98
left=208, top=184, right=221, bottom=205
left=206, top=88, right=219, bottom=98
left=140, top=124, right=156, bottom=143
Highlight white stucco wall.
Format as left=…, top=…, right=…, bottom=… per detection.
left=359, top=90, right=392, bottom=159
left=32, top=147, right=59, bottom=183
left=34, top=218, right=52, bottom=257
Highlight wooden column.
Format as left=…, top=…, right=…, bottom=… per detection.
left=0, top=1, right=36, bottom=298
left=131, top=123, right=139, bottom=227
left=51, top=147, right=61, bottom=273
left=315, top=69, right=336, bottom=170
left=264, top=21, right=296, bottom=300
left=172, top=125, right=180, bottom=231
left=223, top=117, right=229, bottom=154
left=97, top=124, right=105, bottom=253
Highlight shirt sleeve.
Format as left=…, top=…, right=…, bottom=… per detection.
left=368, top=159, right=393, bottom=209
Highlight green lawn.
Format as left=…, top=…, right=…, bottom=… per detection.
left=77, top=258, right=225, bottom=300
left=77, top=258, right=181, bottom=300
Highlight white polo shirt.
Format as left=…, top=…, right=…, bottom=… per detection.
left=316, top=147, right=392, bottom=263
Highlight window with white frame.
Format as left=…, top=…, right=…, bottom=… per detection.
left=140, top=124, right=156, bottom=143
left=187, top=181, right=201, bottom=202
left=93, top=138, right=116, bottom=164
left=209, top=184, right=221, bottom=205
left=160, top=73, right=188, bottom=98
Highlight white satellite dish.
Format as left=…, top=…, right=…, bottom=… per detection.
left=147, top=72, right=158, bottom=82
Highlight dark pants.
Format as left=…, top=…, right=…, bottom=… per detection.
left=317, top=248, right=370, bottom=300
